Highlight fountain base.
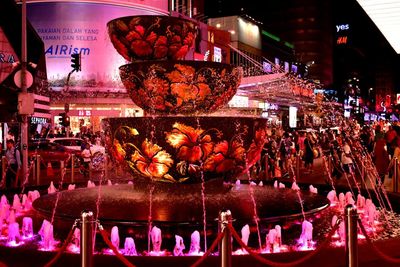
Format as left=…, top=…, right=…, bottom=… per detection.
left=32, top=181, right=329, bottom=225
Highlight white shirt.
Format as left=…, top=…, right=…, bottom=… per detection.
left=341, top=144, right=353, bottom=164
left=81, top=149, right=92, bottom=162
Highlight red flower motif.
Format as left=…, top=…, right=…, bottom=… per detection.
left=131, top=40, right=153, bottom=57
left=143, top=77, right=169, bottom=96
left=112, top=140, right=126, bottom=163
left=154, top=36, right=168, bottom=59
left=165, top=123, right=214, bottom=163
left=204, top=140, right=245, bottom=173
left=131, top=139, right=174, bottom=179
left=246, top=128, right=267, bottom=168
left=166, top=64, right=211, bottom=103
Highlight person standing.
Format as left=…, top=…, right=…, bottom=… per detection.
left=373, top=136, right=389, bottom=186
left=4, top=139, right=21, bottom=188
left=81, top=142, right=92, bottom=178
left=304, top=133, right=314, bottom=173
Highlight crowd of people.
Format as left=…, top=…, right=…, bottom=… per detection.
left=254, top=119, right=400, bottom=189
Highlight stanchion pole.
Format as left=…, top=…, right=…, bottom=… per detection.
left=2, top=156, right=6, bottom=181
left=345, top=205, right=358, bottom=267
left=36, top=155, right=41, bottom=186
left=296, top=153, right=300, bottom=180
left=81, top=210, right=94, bottom=267
left=60, top=160, right=65, bottom=179
left=71, top=154, right=75, bottom=183
left=393, top=158, right=398, bottom=193
left=219, top=210, right=232, bottom=267
left=32, top=155, right=36, bottom=184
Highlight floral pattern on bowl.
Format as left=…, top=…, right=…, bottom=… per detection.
left=119, top=60, right=242, bottom=115
left=107, top=15, right=198, bottom=61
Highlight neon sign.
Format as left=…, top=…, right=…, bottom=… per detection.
left=337, top=36, right=348, bottom=44
left=336, top=24, right=349, bottom=32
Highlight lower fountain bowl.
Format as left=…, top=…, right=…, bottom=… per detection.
left=104, top=116, right=267, bottom=183
left=32, top=182, right=330, bottom=224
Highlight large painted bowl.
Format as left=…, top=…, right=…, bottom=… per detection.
left=119, top=60, right=242, bottom=115
left=104, top=117, right=267, bottom=183
left=107, top=15, right=198, bottom=61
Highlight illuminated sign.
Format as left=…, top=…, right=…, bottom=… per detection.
left=213, top=46, right=222, bottom=62
left=78, top=110, right=92, bottom=116
left=289, top=106, right=297, bottom=128
left=336, top=24, right=350, bottom=32
left=291, top=64, right=298, bottom=73
left=337, top=36, right=348, bottom=44
left=284, top=62, right=289, bottom=73
left=274, top=57, right=280, bottom=66
left=228, top=95, right=249, bottom=108
left=259, top=102, right=278, bottom=110
left=262, top=61, right=272, bottom=73
left=30, top=117, right=48, bottom=124
left=336, top=24, right=349, bottom=45
left=204, top=50, right=210, bottom=61
left=27, top=2, right=165, bottom=90
left=397, top=94, right=400, bottom=104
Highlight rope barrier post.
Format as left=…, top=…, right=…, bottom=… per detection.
left=1, top=156, right=6, bottom=185
left=71, top=154, right=75, bottom=183
left=345, top=205, right=358, bottom=267
left=264, top=154, right=269, bottom=180
left=393, top=158, right=398, bottom=193
left=32, top=155, right=36, bottom=184
left=296, top=153, right=300, bottom=180
left=60, top=160, right=65, bottom=180
left=219, top=209, right=232, bottom=267
left=81, top=210, right=94, bottom=267
left=36, top=155, right=41, bottom=186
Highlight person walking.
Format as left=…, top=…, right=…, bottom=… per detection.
left=3, top=139, right=21, bottom=188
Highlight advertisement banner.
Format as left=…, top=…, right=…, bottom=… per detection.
left=0, top=27, right=18, bottom=84
left=27, top=2, right=166, bottom=90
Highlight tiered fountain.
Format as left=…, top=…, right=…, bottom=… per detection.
left=1, top=15, right=400, bottom=267
left=32, top=15, right=329, bottom=240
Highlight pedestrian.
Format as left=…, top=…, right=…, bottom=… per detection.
left=341, top=139, right=353, bottom=174
left=304, top=133, right=314, bottom=173
left=81, top=142, right=92, bottom=178
left=373, top=136, right=389, bottom=186
left=3, top=139, right=21, bottom=188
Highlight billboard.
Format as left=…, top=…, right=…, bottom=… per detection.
left=27, top=2, right=167, bottom=90
left=0, top=27, right=18, bottom=84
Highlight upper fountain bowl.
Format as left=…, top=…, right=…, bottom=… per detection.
left=119, top=60, right=242, bottom=115
left=107, top=15, right=198, bottom=61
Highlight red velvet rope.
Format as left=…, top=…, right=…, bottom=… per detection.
left=358, top=218, right=400, bottom=263
left=99, top=228, right=137, bottom=267
left=44, top=225, right=76, bottom=267
left=227, top=223, right=340, bottom=267
left=190, top=229, right=226, bottom=267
